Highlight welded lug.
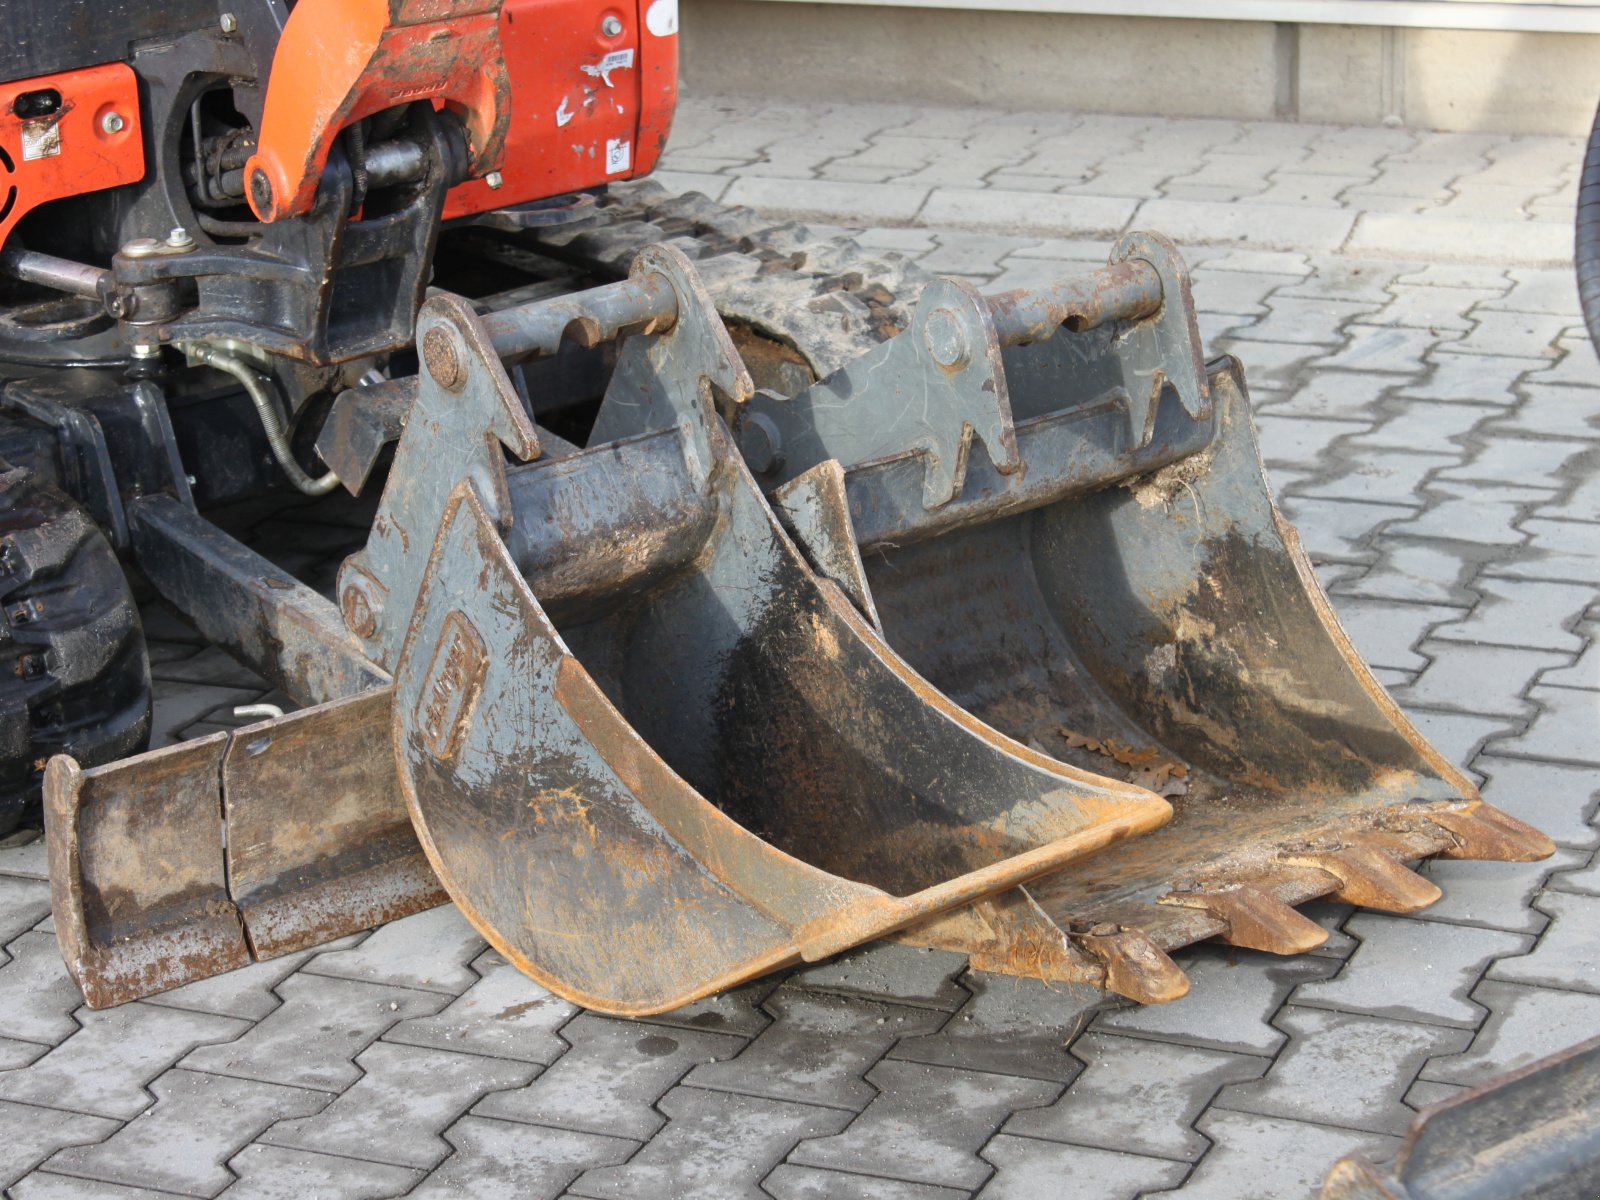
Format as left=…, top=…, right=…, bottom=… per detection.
left=1159, top=881, right=1329, bottom=955
left=1280, top=839, right=1443, bottom=914
left=1067, top=919, right=1190, bottom=1005
left=736, top=276, right=1016, bottom=508
left=1104, top=230, right=1210, bottom=446
left=315, top=378, right=417, bottom=497
left=767, top=459, right=882, bottom=630
left=1319, top=1035, right=1600, bottom=1200
left=340, top=291, right=542, bottom=669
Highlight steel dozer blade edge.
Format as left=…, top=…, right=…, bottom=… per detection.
left=44, top=235, right=1553, bottom=1013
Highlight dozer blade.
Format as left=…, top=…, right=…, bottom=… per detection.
left=733, top=232, right=1554, bottom=994
left=339, top=244, right=1170, bottom=1014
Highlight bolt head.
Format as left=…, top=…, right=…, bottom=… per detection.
left=100, top=111, right=126, bottom=134
left=601, top=14, right=623, bottom=35
left=341, top=584, right=377, bottom=638
left=249, top=169, right=274, bottom=217
left=422, top=324, right=468, bottom=392
left=166, top=227, right=195, bottom=250
left=219, top=11, right=237, bottom=32
left=484, top=170, right=504, bottom=190
left=923, top=306, right=970, bottom=372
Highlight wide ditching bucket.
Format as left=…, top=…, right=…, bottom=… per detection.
left=733, top=230, right=1553, bottom=975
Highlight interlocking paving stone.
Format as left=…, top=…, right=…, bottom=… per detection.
left=1003, top=1032, right=1263, bottom=1160
left=7, top=1175, right=178, bottom=1199
left=1296, top=448, right=1458, bottom=506
left=1402, top=710, right=1517, bottom=782
left=976, top=1134, right=1189, bottom=1198
left=1131, top=198, right=1355, bottom=253
left=1383, top=482, right=1549, bottom=544
left=45, top=1068, right=326, bottom=1196
left=688, top=986, right=946, bottom=1109
left=1095, top=946, right=1339, bottom=1055
left=0, top=830, right=46, bottom=879
left=887, top=973, right=1101, bottom=1083
left=259, top=1041, right=536, bottom=1170
left=1543, top=627, right=1600, bottom=688
left=792, top=943, right=968, bottom=1010
left=1316, top=324, right=1458, bottom=374
left=0, top=875, right=50, bottom=945
left=920, top=189, right=1136, bottom=238
left=0, top=1102, right=121, bottom=1191
left=1474, top=756, right=1600, bottom=849
left=1429, top=578, right=1593, bottom=653
left=763, top=1164, right=968, bottom=1200
left=304, top=904, right=483, bottom=995
left=1399, top=352, right=1544, bottom=406
left=384, top=949, right=579, bottom=1064
left=1392, top=642, right=1572, bottom=716
left=722, top=177, right=930, bottom=224
left=640, top=977, right=778, bottom=1040
left=180, top=974, right=446, bottom=1093
left=148, top=680, right=265, bottom=749
left=1147, top=1111, right=1399, bottom=1200
left=221, top=1145, right=422, bottom=1200
left=568, top=1086, right=853, bottom=1200
left=1492, top=517, right=1600, bottom=584
left=1547, top=850, right=1600, bottom=896
left=1438, top=436, right=1588, bottom=489
left=1231, top=297, right=1379, bottom=346
left=141, top=947, right=333, bottom=1023
left=1436, top=309, right=1571, bottom=359
left=0, top=1037, right=47, bottom=1070
left=1321, top=598, right=1465, bottom=672
left=1273, top=498, right=1413, bottom=562
left=1488, top=891, right=1600, bottom=993
left=1252, top=416, right=1369, bottom=470
left=0, top=931, right=87, bottom=1045
left=1188, top=270, right=1299, bottom=317
left=1352, top=398, right=1498, bottom=453
left=1492, top=685, right=1600, bottom=764
left=1346, top=213, right=1571, bottom=267
left=0, top=1002, right=248, bottom=1120
left=788, top=1060, right=1059, bottom=1190
left=1290, top=914, right=1530, bottom=1026
left=407, top=1116, right=634, bottom=1199
left=1216, top=1007, right=1472, bottom=1135
left=472, top=1012, right=743, bottom=1140
left=1211, top=338, right=1326, bottom=390
left=1489, top=384, right=1599, bottom=441
left=1417, top=847, right=1588, bottom=934
left=1336, top=542, right=1485, bottom=606
left=1422, top=980, right=1600, bottom=1085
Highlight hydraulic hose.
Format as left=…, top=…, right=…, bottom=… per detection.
left=191, top=346, right=341, bottom=496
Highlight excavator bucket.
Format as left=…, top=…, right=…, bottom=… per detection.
left=330, top=243, right=1173, bottom=1014
left=732, top=231, right=1554, bottom=982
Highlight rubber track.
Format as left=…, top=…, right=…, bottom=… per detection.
left=520, top=180, right=934, bottom=382
left=1579, top=98, right=1600, bottom=356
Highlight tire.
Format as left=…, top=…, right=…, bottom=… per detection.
left=1578, top=96, right=1600, bottom=356
left=0, top=464, right=151, bottom=834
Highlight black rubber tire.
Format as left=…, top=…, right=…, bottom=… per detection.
left=1579, top=96, right=1600, bottom=356
left=0, top=464, right=151, bottom=834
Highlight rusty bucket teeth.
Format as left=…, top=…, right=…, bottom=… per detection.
left=1405, top=801, right=1557, bottom=863
left=1159, top=883, right=1329, bottom=956
left=1069, top=922, right=1190, bottom=1005
left=1281, top=840, right=1444, bottom=914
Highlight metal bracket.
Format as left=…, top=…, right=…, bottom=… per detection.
left=339, top=292, right=540, bottom=670
left=1108, top=231, right=1210, bottom=448
left=736, top=277, right=1017, bottom=509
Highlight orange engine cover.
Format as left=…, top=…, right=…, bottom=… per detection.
left=0, top=63, right=146, bottom=250
left=444, top=0, right=680, bottom=220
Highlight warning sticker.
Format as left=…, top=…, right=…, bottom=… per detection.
left=605, top=138, right=631, bottom=175
left=581, top=49, right=634, bottom=87
left=21, top=119, right=60, bottom=161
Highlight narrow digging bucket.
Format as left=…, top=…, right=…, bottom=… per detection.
left=735, top=233, right=1553, bottom=973
left=358, top=247, right=1171, bottom=1014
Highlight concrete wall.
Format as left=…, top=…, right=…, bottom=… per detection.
left=680, top=0, right=1600, bottom=134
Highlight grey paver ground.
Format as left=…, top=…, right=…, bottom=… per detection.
left=1, top=91, right=1596, bottom=1199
